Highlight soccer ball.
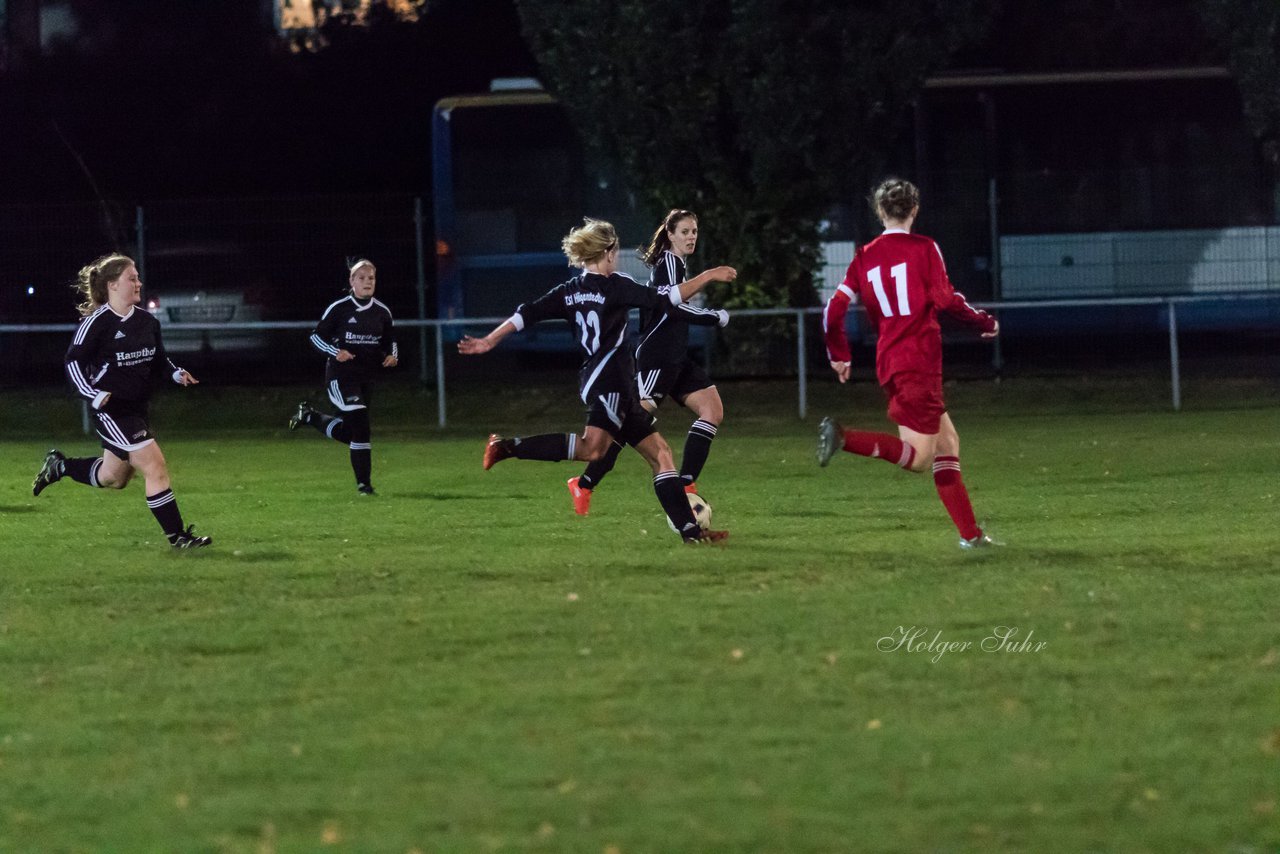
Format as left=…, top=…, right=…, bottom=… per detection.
left=687, top=492, right=712, bottom=530
left=665, top=492, right=714, bottom=533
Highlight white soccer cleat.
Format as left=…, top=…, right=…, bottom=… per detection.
left=816, top=416, right=842, bottom=467
left=32, top=449, right=66, bottom=496
left=170, top=525, right=213, bottom=549
left=959, top=532, right=1003, bottom=550
left=288, top=400, right=318, bottom=431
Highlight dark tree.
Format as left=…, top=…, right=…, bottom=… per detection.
left=516, top=0, right=994, bottom=308
left=1194, top=0, right=1280, bottom=176
left=958, top=0, right=1221, bottom=71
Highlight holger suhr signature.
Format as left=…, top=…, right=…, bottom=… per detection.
left=877, top=625, right=1048, bottom=663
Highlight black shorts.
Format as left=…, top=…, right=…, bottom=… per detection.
left=326, top=378, right=371, bottom=411
left=636, top=358, right=713, bottom=406
left=585, top=391, right=657, bottom=447
left=94, top=406, right=155, bottom=460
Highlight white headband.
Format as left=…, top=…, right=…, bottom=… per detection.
left=349, top=259, right=374, bottom=276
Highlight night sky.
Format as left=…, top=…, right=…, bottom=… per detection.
left=0, top=0, right=538, bottom=202
left=0, top=0, right=1231, bottom=204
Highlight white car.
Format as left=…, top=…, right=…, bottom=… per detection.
left=145, top=288, right=269, bottom=356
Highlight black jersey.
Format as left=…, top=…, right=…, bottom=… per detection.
left=511, top=271, right=723, bottom=403
left=310, top=295, right=398, bottom=382
left=636, top=250, right=698, bottom=369
left=65, top=305, right=182, bottom=409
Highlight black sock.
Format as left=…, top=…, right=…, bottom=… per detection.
left=655, top=470, right=699, bottom=540
left=511, top=433, right=574, bottom=462
left=578, top=440, right=623, bottom=490
left=63, top=457, right=104, bottom=487
left=347, top=410, right=372, bottom=486
left=147, top=489, right=186, bottom=540
left=315, top=413, right=351, bottom=444
left=350, top=445, right=372, bottom=485
left=680, top=420, right=718, bottom=486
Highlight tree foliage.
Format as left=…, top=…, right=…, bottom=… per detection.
left=964, top=0, right=1220, bottom=72
left=516, top=0, right=993, bottom=307
left=1193, top=0, right=1280, bottom=174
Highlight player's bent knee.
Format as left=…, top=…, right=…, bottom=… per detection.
left=906, top=450, right=934, bottom=474
left=102, top=468, right=132, bottom=488
left=579, top=435, right=611, bottom=462
left=687, top=391, right=723, bottom=424
left=138, top=460, right=168, bottom=478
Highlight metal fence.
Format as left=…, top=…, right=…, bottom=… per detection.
left=0, top=194, right=429, bottom=339
left=3, top=192, right=1277, bottom=427
left=0, top=193, right=440, bottom=388
left=6, top=293, right=1277, bottom=430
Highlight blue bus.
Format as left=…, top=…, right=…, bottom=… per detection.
left=430, top=84, right=660, bottom=349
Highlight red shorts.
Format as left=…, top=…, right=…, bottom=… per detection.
left=882, top=372, right=945, bottom=434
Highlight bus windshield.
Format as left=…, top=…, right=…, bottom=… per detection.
left=433, top=92, right=586, bottom=324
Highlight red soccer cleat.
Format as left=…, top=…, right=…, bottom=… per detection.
left=683, top=481, right=699, bottom=495
left=566, top=476, right=593, bottom=516
left=483, top=434, right=512, bottom=470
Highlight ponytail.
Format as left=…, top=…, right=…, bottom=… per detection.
left=642, top=209, right=696, bottom=267
left=561, top=218, right=619, bottom=267
left=73, top=254, right=134, bottom=317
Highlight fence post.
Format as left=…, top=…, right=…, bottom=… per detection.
left=1168, top=300, right=1181, bottom=411
left=988, top=177, right=1003, bottom=376
left=796, top=309, right=807, bottom=419
left=435, top=322, right=447, bottom=428
left=992, top=310, right=1004, bottom=376
left=414, top=197, right=429, bottom=385
left=135, top=205, right=146, bottom=282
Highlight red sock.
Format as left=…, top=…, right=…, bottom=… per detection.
left=932, top=455, right=981, bottom=539
left=842, top=430, right=916, bottom=469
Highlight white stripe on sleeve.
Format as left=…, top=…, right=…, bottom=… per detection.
left=310, top=333, right=340, bottom=357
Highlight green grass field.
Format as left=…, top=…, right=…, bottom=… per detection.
left=2, top=375, right=1278, bottom=852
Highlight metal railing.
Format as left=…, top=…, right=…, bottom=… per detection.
left=6, top=292, right=1276, bottom=427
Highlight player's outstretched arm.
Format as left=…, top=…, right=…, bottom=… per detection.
left=676, top=266, right=737, bottom=301
left=667, top=298, right=729, bottom=328
left=458, top=320, right=517, bottom=355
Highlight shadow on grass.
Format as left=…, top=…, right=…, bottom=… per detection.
left=216, top=550, right=296, bottom=563
left=0, top=504, right=38, bottom=514
left=764, top=508, right=844, bottom=518
left=463, top=568, right=524, bottom=582
left=398, top=491, right=542, bottom=502
left=179, top=642, right=269, bottom=656
left=394, top=491, right=490, bottom=501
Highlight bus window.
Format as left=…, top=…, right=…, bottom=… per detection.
left=433, top=91, right=584, bottom=328
left=431, top=87, right=682, bottom=351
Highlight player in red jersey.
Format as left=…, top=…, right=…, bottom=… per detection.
left=817, top=178, right=1001, bottom=549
